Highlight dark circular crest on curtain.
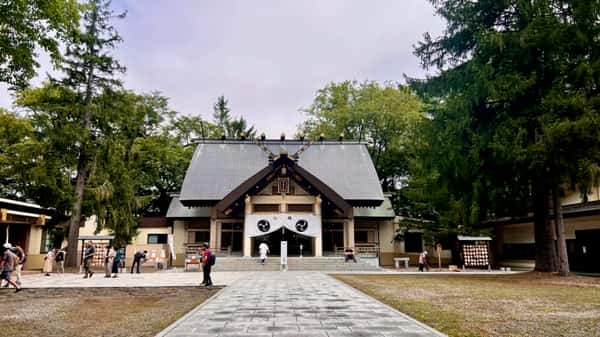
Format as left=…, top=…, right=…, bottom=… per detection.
left=295, top=219, right=308, bottom=232
left=257, top=219, right=270, bottom=232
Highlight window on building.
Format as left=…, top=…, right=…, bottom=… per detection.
left=220, top=222, right=243, bottom=252
left=287, top=204, right=313, bottom=213
left=254, top=204, right=280, bottom=213
left=40, top=228, right=51, bottom=253
left=355, top=231, right=369, bottom=243
left=147, top=233, right=168, bottom=244
left=193, top=231, right=210, bottom=244
left=323, top=223, right=344, bottom=252
left=404, top=232, right=423, bottom=253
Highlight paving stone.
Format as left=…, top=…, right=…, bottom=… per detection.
left=153, top=272, right=445, bottom=337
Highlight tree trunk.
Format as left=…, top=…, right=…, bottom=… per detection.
left=533, top=180, right=558, bottom=272
left=552, top=187, right=570, bottom=276
left=65, top=152, right=88, bottom=267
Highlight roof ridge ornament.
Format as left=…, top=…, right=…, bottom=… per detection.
left=291, top=139, right=314, bottom=160
left=254, top=138, right=276, bottom=161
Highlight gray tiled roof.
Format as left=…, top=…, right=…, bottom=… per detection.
left=353, top=197, right=395, bottom=218
left=166, top=196, right=211, bottom=218
left=179, top=141, right=384, bottom=203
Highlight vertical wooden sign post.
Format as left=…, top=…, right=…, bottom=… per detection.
left=436, top=243, right=442, bottom=271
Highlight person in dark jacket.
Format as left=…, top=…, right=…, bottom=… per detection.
left=111, top=246, right=122, bottom=278
left=130, top=250, right=147, bottom=274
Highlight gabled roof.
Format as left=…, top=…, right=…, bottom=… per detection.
left=179, top=140, right=384, bottom=206
left=214, top=154, right=352, bottom=215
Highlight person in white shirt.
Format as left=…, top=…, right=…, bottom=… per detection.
left=258, top=242, right=269, bottom=265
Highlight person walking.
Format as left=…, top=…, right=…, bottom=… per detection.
left=104, top=245, right=114, bottom=278
left=258, top=242, right=269, bottom=265
left=0, top=243, right=22, bottom=292
left=12, top=244, right=26, bottom=285
left=418, top=251, right=428, bottom=272
left=130, top=250, right=147, bottom=274
left=83, top=241, right=96, bottom=278
left=200, top=242, right=213, bottom=287
left=42, top=249, right=55, bottom=276
left=55, top=248, right=65, bottom=274
left=111, top=246, right=122, bottom=278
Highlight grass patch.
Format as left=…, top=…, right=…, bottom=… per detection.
left=333, top=272, right=600, bottom=337
left=0, top=287, right=219, bottom=337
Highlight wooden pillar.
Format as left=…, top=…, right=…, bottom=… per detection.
left=1, top=208, right=7, bottom=244
left=314, top=195, right=322, bottom=256
left=244, top=195, right=252, bottom=257
left=209, top=218, right=217, bottom=251
left=344, top=209, right=355, bottom=249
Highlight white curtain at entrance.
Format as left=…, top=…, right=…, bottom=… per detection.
left=244, top=213, right=322, bottom=238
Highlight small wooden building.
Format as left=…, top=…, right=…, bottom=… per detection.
left=0, top=198, right=55, bottom=269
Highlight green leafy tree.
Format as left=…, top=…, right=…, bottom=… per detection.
left=299, top=81, right=424, bottom=193
left=412, top=0, right=600, bottom=274
left=0, top=110, right=39, bottom=198
left=168, top=115, right=220, bottom=146
left=0, top=0, right=79, bottom=88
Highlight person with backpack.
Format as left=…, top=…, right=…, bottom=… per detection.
left=55, top=248, right=65, bottom=274
left=0, top=243, right=22, bottom=292
left=200, top=242, right=213, bottom=287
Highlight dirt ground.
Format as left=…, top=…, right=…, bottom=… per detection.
left=334, top=272, right=600, bottom=337
left=0, top=287, right=219, bottom=337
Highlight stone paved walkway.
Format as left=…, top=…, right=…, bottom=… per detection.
left=157, top=271, right=445, bottom=337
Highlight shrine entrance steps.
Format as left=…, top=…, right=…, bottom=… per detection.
left=209, top=257, right=381, bottom=272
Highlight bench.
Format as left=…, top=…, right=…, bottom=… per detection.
left=184, top=255, right=201, bottom=272
left=394, top=257, right=410, bottom=269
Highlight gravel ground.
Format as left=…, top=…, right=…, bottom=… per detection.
left=0, top=287, right=219, bottom=337
left=334, top=272, right=600, bottom=337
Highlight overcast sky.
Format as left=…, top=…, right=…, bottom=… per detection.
left=0, top=1, right=445, bottom=137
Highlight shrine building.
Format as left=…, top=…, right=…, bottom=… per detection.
left=165, top=139, right=397, bottom=266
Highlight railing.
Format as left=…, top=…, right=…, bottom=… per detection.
left=333, top=242, right=380, bottom=257
left=355, top=243, right=380, bottom=256
left=184, top=243, right=242, bottom=256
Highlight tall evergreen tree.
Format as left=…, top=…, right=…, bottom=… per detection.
left=212, top=95, right=231, bottom=134
left=58, top=0, right=126, bottom=267
left=212, top=95, right=257, bottom=138
left=412, top=0, right=600, bottom=274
